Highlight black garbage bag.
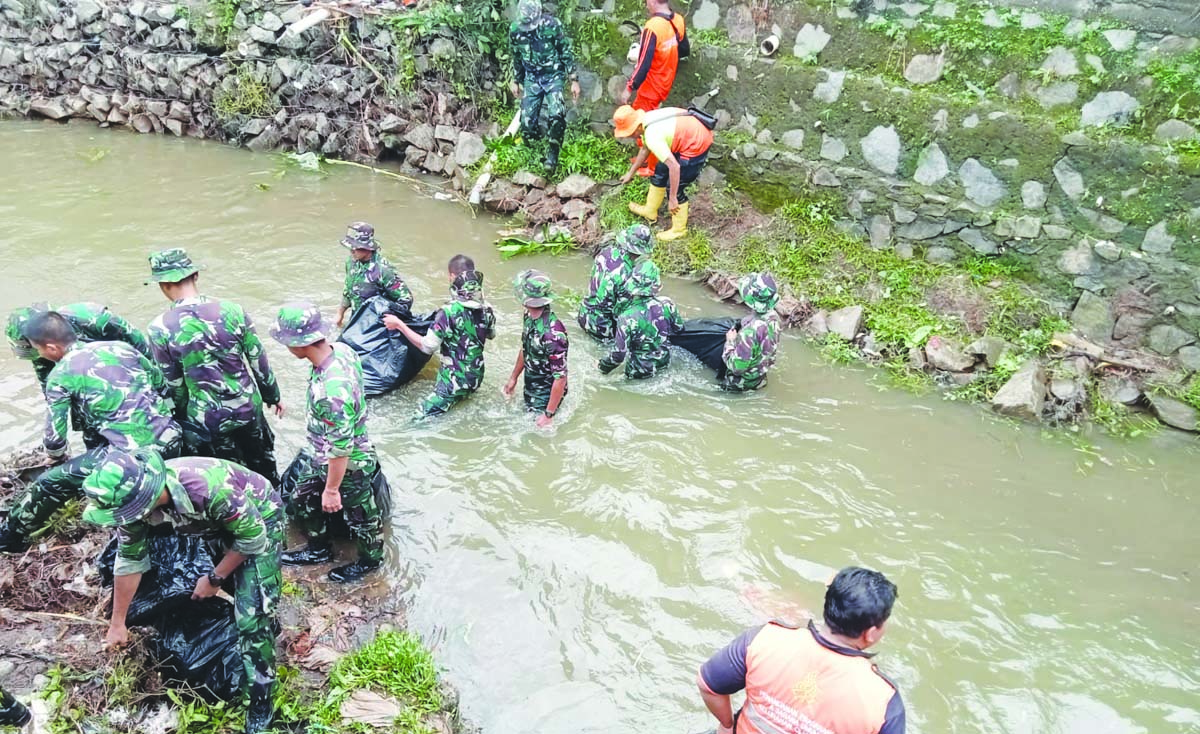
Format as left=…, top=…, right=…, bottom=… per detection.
left=98, top=531, right=215, bottom=626
left=278, top=456, right=393, bottom=538
left=338, top=296, right=435, bottom=396
left=669, top=317, right=738, bottom=379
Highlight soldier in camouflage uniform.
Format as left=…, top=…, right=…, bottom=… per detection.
left=271, top=302, right=385, bottom=583
left=81, top=449, right=282, bottom=734
left=599, top=259, right=683, bottom=379
left=386, top=255, right=496, bottom=417
left=146, top=248, right=284, bottom=484
left=7, top=301, right=151, bottom=390
left=335, top=222, right=415, bottom=329
left=510, top=0, right=581, bottom=172
left=577, top=224, right=653, bottom=340
left=722, top=273, right=782, bottom=392
left=503, top=270, right=569, bottom=427
left=0, top=311, right=181, bottom=553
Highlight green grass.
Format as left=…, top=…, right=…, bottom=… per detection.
left=482, top=124, right=628, bottom=182
left=689, top=28, right=731, bottom=48
left=213, top=65, right=277, bottom=120
left=1089, top=385, right=1161, bottom=439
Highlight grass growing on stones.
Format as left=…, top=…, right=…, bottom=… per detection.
left=482, top=124, right=628, bottom=182
left=1088, top=387, right=1161, bottom=439
left=689, top=28, right=731, bottom=49
left=214, top=66, right=278, bottom=120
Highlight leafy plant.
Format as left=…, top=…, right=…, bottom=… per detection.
left=214, top=65, right=278, bottom=119
left=496, top=226, right=578, bottom=258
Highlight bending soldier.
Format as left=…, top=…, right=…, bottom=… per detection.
left=599, top=259, right=682, bottom=379
left=336, top=222, right=414, bottom=329
left=7, top=301, right=151, bottom=389
left=577, top=224, right=653, bottom=340
left=722, top=274, right=782, bottom=392
left=503, top=270, right=569, bottom=427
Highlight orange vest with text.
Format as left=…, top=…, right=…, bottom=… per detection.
left=631, top=13, right=686, bottom=109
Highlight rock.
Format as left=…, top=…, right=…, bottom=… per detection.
left=1052, top=157, right=1085, bottom=200
left=556, top=174, right=598, bottom=198
left=995, top=72, right=1020, bottom=99
left=434, top=124, right=458, bottom=142
left=1058, top=240, right=1096, bottom=275
left=1021, top=181, right=1047, bottom=209
left=966, top=336, right=1012, bottom=368
left=740, top=143, right=759, bottom=159
left=512, top=170, right=546, bottom=188
left=819, top=134, right=846, bottom=162
left=429, top=37, right=456, bottom=60
left=1080, top=91, right=1140, bottom=127
left=962, top=114, right=979, bottom=128
left=259, top=11, right=283, bottom=31
left=725, top=4, right=755, bottom=44
left=1050, top=377, right=1079, bottom=401
left=827, top=305, right=864, bottom=341
left=893, top=205, right=917, bottom=224
left=1021, top=11, right=1045, bottom=28
left=802, top=310, right=829, bottom=338
left=897, top=218, right=942, bottom=240
left=1035, top=81, right=1079, bottom=108
left=792, top=23, right=831, bottom=60
left=1085, top=54, right=1106, bottom=75
left=1079, top=208, right=1126, bottom=236
left=868, top=215, right=892, bottom=250
left=379, top=114, right=406, bottom=133
left=1113, top=311, right=1153, bottom=341
left=755, top=130, right=774, bottom=145
left=403, top=146, right=427, bottom=169
left=1154, top=119, right=1197, bottom=142
left=1071, top=291, right=1113, bottom=342
left=959, top=159, right=1005, bottom=207
left=1012, top=216, right=1041, bottom=239
left=29, top=97, right=70, bottom=119
left=1093, top=240, right=1122, bottom=261
left=1141, top=221, right=1176, bottom=254
left=1042, top=225, right=1072, bottom=240
left=404, top=123, right=435, bottom=151
left=726, top=65, right=738, bottom=81
left=1100, top=375, right=1142, bottom=405
left=453, top=131, right=486, bottom=168
left=982, top=8, right=1004, bottom=27
left=924, top=336, right=974, bottom=372
left=812, top=69, right=845, bottom=103
left=991, top=360, right=1046, bottom=421
left=913, top=143, right=948, bottom=185
left=1147, top=324, right=1195, bottom=355
left=561, top=198, right=594, bottom=220
left=74, top=0, right=102, bottom=23
left=1060, top=131, right=1092, bottom=147
left=692, top=0, right=720, bottom=30
left=812, top=168, right=841, bottom=187
left=932, top=1, right=956, bottom=17
left=1040, top=46, right=1079, bottom=77
left=904, top=52, right=945, bottom=84
left=1177, top=346, right=1200, bottom=372
left=780, top=129, right=805, bottom=149
left=1147, top=394, right=1198, bottom=432
left=925, top=246, right=956, bottom=263
left=247, top=25, right=277, bottom=44
left=860, top=126, right=901, bottom=175
left=894, top=241, right=915, bottom=260
left=1103, top=29, right=1137, bottom=52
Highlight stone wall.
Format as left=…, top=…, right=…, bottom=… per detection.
left=992, top=0, right=1200, bottom=34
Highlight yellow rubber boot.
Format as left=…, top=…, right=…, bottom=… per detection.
left=657, top=202, right=689, bottom=241
left=629, top=185, right=665, bottom=221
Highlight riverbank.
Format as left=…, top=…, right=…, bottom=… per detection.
left=1, top=0, right=1198, bottom=437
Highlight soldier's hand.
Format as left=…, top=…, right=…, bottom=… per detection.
left=321, top=487, right=343, bottom=513
left=501, top=378, right=517, bottom=398
left=191, top=575, right=220, bottom=600
left=104, top=623, right=131, bottom=651
left=510, top=83, right=521, bottom=99
left=382, top=314, right=404, bottom=331
left=271, top=402, right=286, bottom=418
left=536, top=413, right=553, bottom=429
left=570, top=80, right=581, bottom=102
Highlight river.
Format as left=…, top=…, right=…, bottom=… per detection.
left=0, top=120, right=1197, bottom=734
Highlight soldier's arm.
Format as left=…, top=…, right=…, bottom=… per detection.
left=106, top=312, right=152, bottom=360
left=108, top=521, right=152, bottom=645
left=511, top=30, right=526, bottom=86
left=209, top=484, right=269, bottom=559
left=148, top=323, right=188, bottom=424
left=41, top=370, right=72, bottom=458
left=315, top=383, right=357, bottom=461
left=599, top=317, right=628, bottom=373
left=238, top=307, right=282, bottom=407
left=666, top=300, right=684, bottom=334
left=554, top=20, right=578, bottom=80
left=382, top=266, right=415, bottom=313
left=723, top=323, right=758, bottom=375
left=137, top=348, right=173, bottom=403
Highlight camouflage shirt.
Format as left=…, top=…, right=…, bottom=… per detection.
left=113, top=457, right=282, bottom=576
left=511, top=16, right=577, bottom=85
left=426, top=300, right=496, bottom=395
left=305, top=342, right=375, bottom=470
left=148, top=295, right=281, bottom=437
left=42, top=341, right=178, bottom=458
left=522, top=308, right=569, bottom=380
left=722, top=312, right=782, bottom=390
left=578, top=246, right=634, bottom=335
left=342, top=253, right=414, bottom=316
left=602, top=296, right=683, bottom=377
left=32, top=303, right=152, bottom=388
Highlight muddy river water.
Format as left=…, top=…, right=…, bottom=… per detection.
left=0, top=121, right=1197, bottom=734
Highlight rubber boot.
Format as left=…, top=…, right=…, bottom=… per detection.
left=0, top=689, right=31, bottom=727
left=244, top=678, right=274, bottom=734
left=0, top=522, right=30, bottom=554
left=544, top=142, right=560, bottom=173
left=281, top=539, right=332, bottom=566
left=328, top=557, right=382, bottom=584
left=657, top=202, right=690, bottom=241
left=629, top=185, right=665, bottom=221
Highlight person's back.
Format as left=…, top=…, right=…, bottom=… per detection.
left=432, top=299, right=496, bottom=393
left=625, top=2, right=687, bottom=110
left=620, top=294, right=681, bottom=375
left=722, top=312, right=781, bottom=391
left=9, top=302, right=150, bottom=388
left=511, top=11, right=572, bottom=81
left=641, top=107, right=714, bottom=160
left=579, top=245, right=632, bottom=336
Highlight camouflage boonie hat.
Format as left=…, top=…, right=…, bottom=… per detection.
left=739, top=272, right=780, bottom=313
left=615, top=224, right=653, bottom=256
left=515, top=0, right=543, bottom=30
left=270, top=301, right=327, bottom=347
left=628, top=259, right=662, bottom=297
left=517, top=269, right=554, bottom=307
left=341, top=222, right=379, bottom=251
left=7, top=305, right=44, bottom=360
left=451, top=270, right=485, bottom=302
left=81, top=448, right=168, bottom=528
left=146, top=248, right=203, bottom=284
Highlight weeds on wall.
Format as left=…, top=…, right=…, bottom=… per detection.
left=214, top=65, right=278, bottom=120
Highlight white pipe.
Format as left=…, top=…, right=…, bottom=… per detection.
left=286, top=8, right=330, bottom=36
left=468, top=110, right=522, bottom=206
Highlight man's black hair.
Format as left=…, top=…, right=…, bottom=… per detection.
left=24, top=311, right=77, bottom=347
left=823, top=567, right=897, bottom=638
left=448, top=254, right=475, bottom=276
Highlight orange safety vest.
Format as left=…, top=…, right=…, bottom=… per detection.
left=736, top=623, right=897, bottom=734
left=631, top=12, right=686, bottom=109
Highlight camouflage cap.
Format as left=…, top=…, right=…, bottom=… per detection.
left=739, top=272, right=780, bottom=313
left=341, top=222, right=379, bottom=252
left=6, top=305, right=45, bottom=360
left=518, top=269, right=554, bottom=307
left=616, top=223, right=653, bottom=256
left=451, top=270, right=485, bottom=303
left=146, top=248, right=203, bottom=284
left=81, top=448, right=168, bottom=528
left=270, top=301, right=327, bottom=347
left=515, top=0, right=544, bottom=30
left=627, top=258, right=662, bottom=297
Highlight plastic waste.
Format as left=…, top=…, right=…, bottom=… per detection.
left=669, top=317, right=739, bottom=378
left=337, top=296, right=434, bottom=396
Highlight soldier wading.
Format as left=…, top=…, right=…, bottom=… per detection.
left=599, top=259, right=682, bottom=379
left=504, top=270, right=569, bottom=427
left=722, top=273, right=782, bottom=392
left=577, top=224, right=653, bottom=340
left=336, top=222, right=415, bottom=329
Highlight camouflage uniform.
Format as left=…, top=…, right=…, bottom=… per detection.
left=722, top=273, right=782, bottom=392
left=511, top=0, right=577, bottom=167
left=148, top=295, right=281, bottom=483
left=420, top=272, right=496, bottom=416
left=600, top=260, right=683, bottom=379
left=4, top=341, right=181, bottom=540
left=516, top=270, right=569, bottom=412
left=270, top=304, right=384, bottom=564
left=577, top=224, right=653, bottom=340
left=340, top=223, right=414, bottom=317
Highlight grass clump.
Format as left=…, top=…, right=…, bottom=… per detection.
left=689, top=28, right=731, bottom=48
left=214, top=65, right=277, bottom=120
left=482, top=124, right=628, bottom=182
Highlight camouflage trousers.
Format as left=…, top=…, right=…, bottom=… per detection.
left=720, top=371, right=767, bottom=392
left=419, top=367, right=484, bottom=417
left=226, top=511, right=283, bottom=698
left=577, top=305, right=617, bottom=341
left=600, top=348, right=671, bottom=380
left=186, top=414, right=279, bottom=486
left=521, top=76, right=567, bottom=147
left=5, top=437, right=182, bottom=538
left=281, top=450, right=384, bottom=563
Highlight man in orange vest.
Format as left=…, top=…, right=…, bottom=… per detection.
left=698, top=567, right=906, bottom=734
left=620, top=0, right=688, bottom=112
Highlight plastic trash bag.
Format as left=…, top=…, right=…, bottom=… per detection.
left=669, top=317, right=738, bottom=379
left=98, top=532, right=215, bottom=626
left=338, top=296, right=434, bottom=396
